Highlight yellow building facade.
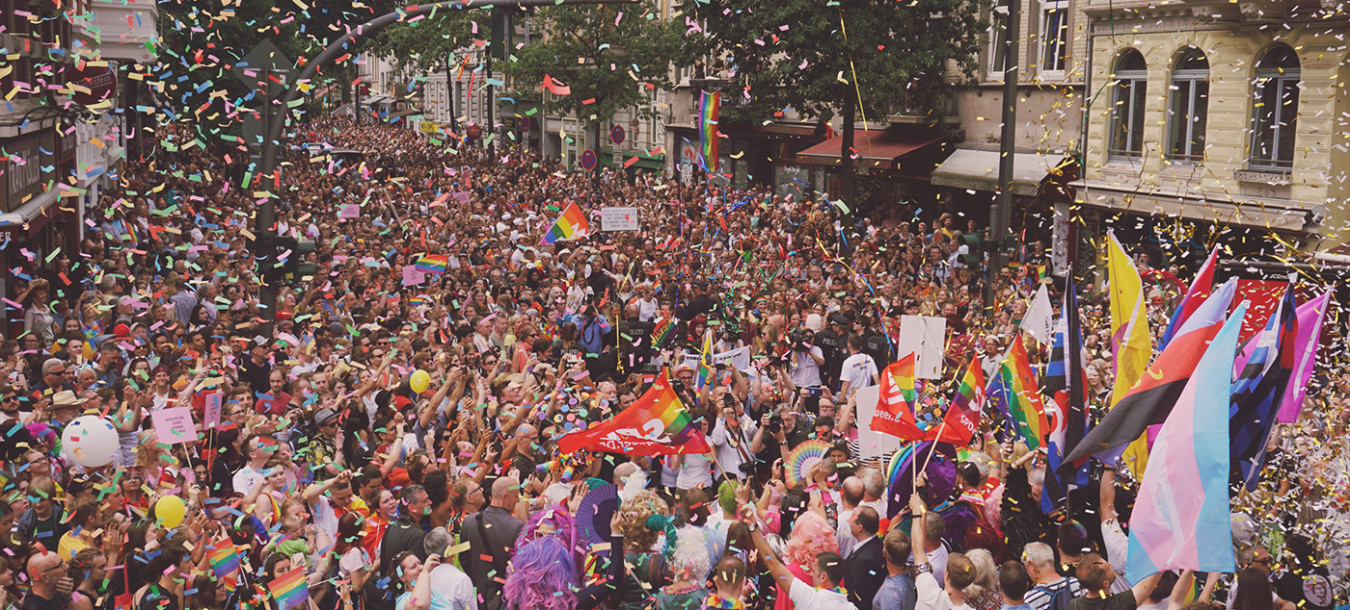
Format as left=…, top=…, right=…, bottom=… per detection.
left=1075, top=0, right=1350, bottom=250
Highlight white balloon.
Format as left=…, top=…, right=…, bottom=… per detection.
left=61, top=416, right=119, bottom=468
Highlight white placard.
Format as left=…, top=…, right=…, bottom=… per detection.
left=897, top=315, right=946, bottom=379
left=855, top=385, right=898, bottom=459
left=601, top=207, right=639, bottom=231
left=679, top=346, right=753, bottom=372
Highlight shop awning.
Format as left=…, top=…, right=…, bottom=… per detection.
left=931, top=149, right=1072, bottom=196
left=0, top=189, right=61, bottom=237
left=796, top=128, right=944, bottom=169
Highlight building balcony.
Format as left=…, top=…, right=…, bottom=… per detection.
left=78, top=0, right=159, bottom=64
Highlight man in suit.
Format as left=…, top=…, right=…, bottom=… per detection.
left=462, top=477, right=524, bottom=610
left=844, top=506, right=886, bottom=610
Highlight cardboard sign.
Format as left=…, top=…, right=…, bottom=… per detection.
left=203, top=391, right=223, bottom=430
left=339, top=204, right=360, bottom=218
left=601, top=207, right=639, bottom=231
left=897, top=315, right=946, bottom=379
left=153, top=407, right=197, bottom=445
left=854, top=385, right=898, bottom=459
left=402, top=265, right=427, bottom=287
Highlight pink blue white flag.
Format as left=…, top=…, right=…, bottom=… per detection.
left=1125, top=302, right=1246, bottom=584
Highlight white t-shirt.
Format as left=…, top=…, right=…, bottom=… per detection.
left=839, top=352, right=879, bottom=394
left=836, top=507, right=858, bottom=559
left=916, top=570, right=976, bottom=610
left=789, top=346, right=825, bottom=388
left=233, top=466, right=266, bottom=496
left=676, top=453, right=714, bottom=490
left=789, top=578, right=855, bottom=610
left=429, top=563, right=479, bottom=610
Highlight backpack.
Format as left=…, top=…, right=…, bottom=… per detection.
left=1033, top=584, right=1076, bottom=610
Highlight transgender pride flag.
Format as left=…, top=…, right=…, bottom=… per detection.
left=1125, top=302, right=1246, bottom=584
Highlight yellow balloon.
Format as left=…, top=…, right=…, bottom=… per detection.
left=156, top=495, right=186, bottom=529
left=410, top=369, right=431, bottom=394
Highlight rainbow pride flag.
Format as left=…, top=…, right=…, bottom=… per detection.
left=928, top=359, right=985, bottom=446
left=1001, top=337, right=1049, bottom=450
left=542, top=201, right=588, bottom=244
left=415, top=254, right=448, bottom=274
left=268, top=565, right=309, bottom=610
left=556, top=369, right=710, bottom=455
left=695, top=329, right=714, bottom=393
left=698, top=91, right=720, bottom=172
left=209, top=541, right=241, bottom=578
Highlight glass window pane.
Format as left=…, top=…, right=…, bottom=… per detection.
left=1252, top=78, right=1277, bottom=164
left=1191, top=80, right=1209, bottom=158
left=1129, top=79, right=1147, bottom=154
left=1168, top=82, right=1193, bottom=158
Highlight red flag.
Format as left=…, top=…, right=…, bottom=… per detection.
left=870, top=354, right=924, bottom=440
left=556, top=371, right=710, bottom=456
left=926, top=358, right=986, bottom=446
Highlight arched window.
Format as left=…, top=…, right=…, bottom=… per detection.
left=1166, top=48, right=1210, bottom=162
left=1250, top=44, right=1300, bottom=169
left=1108, top=49, right=1147, bottom=158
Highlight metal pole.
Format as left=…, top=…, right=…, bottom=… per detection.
left=987, top=0, right=1020, bottom=308
left=253, top=0, right=629, bottom=335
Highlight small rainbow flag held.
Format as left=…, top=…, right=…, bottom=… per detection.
left=927, top=359, right=985, bottom=446
left=1001, top=336, right=1049, bottom=450
left=556, top=369, right=710, bottom=456
left=268, top=565, right=309, bottom=610
left=542, top=201, right=589, bottom=244
left=698, top=91, right=720, bottom=172
left=695, top=329, right=714, bottom=393
left=415, top=254, right=448, bottom=274
left=209, top=541, right=241, bottom=578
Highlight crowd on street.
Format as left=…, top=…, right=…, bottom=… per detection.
left=0, top=116, right=1345, bottom=610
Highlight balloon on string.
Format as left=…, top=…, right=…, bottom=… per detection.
left=155, top=496, right=187, bottom=529
left=410, top=369, right=431, bottom=394
left=60, top=416, right=119, bottom=467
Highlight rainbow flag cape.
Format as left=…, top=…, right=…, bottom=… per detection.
left=556, top=369, right=710, bottom=455
left=415, top=254, right=448, bottom=274
left=1001, top=337, right=1049, bottom=450
left=698, top=91, right=720, bottom=172
left=268, top=565, right=309, bottom=610
left=695, top=329, right=714, bottom=393
left=209, top=541, right=241, bottom=578
left=542, top=201, right=589, bottom=244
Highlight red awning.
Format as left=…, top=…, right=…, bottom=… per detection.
left=796, top=128, right=944, bottom=169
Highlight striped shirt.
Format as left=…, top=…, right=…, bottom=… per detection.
left=1025, top=577, right=1083, bottom=610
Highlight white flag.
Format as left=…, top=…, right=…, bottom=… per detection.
left=1022, top=284, right=1054, bottom=344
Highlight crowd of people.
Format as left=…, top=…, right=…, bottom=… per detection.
left=0, top=115, right=1344, bottom=610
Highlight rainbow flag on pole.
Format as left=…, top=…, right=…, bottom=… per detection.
left=209, top=541, right=241, bottom=578
left=927, top=359, right=985, bottom=446
left=1001, top=337, right=1049, bottom=451
left=542, top=201, right=589, bottom=244
left=268, top=565, right=309, bottom=610
left=695, top=329, right=714, bottom=393
left=556, top=370, right=710, bottom=455
left=415, top=254, right=448, bottom=274
left=698, top=91, right=720, bottom=172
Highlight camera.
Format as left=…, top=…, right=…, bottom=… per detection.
left=767, top=413, right=783, bottom=434
left=788, top=329, right=812, bottom=349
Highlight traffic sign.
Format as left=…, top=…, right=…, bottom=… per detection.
left=610, top=125, right=625, bottom=146
left=580, top=149, right=597, bottom=170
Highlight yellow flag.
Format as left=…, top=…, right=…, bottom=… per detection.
left=1106, top=230, right=1153, bottom=474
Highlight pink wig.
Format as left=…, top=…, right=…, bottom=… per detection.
left=504, top=536, right=578, bottom=610
left=784, top=511, right=837, bottom=566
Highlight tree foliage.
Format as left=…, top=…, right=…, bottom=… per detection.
left=373, top=7, right=476, bottom=86
left=503, top=1, right=689, bottom=134
left=688, top=0, right=988, bottom=198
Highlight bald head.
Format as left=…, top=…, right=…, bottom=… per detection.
left=27, top=550, right=62, bottom=587
left=490, top=477, right=519, bottom=508
left=842, top=476, right=865, bottom=509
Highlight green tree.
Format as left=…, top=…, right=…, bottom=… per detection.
left=689, top=0, right=987, bottom=201
left=503, top=0, right=688, bottom=151
left=373, top=8, right=475, bottom=125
